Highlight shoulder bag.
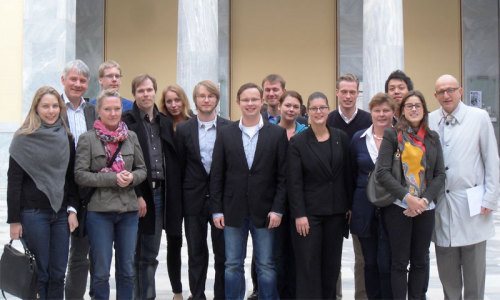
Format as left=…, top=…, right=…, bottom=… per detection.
left=366, top=147, right=402, bottom=207
left=0, top=238, right=38, bottom=299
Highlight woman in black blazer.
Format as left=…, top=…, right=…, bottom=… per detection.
left=287, top=92, right=351, bottom=299
left=376, top=91, right=445, bottom=299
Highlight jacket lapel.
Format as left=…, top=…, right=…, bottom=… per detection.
left=328, top=127, right=342, bottom=178
left=249, top=122, right=268, bottom=171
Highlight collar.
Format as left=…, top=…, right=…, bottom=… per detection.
left=239, top=115, right=264, bottom=131
left=197, top=115, right=218, bottom=129
left=360, top=124, right=374, bottom=138
left=338, top=107, right=358, bottom=124
left=63, top=93, right=86, bottom=110
left=440, top=101, right=464, bottom=125
left=267, top=110, right=280, bottom=120
left=139, top=107, right=158, bottom=122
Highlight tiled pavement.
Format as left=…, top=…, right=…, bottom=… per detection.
left=1, top=188, right=499, bottom=299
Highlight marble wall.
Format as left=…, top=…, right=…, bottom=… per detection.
left=76, top=0, right=104, bottom=100
left=177, top=0, right=219, bottom=113
left=362, top=0, right=404, bottom=110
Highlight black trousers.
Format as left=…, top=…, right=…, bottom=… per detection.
left=293, top=214, right=345, bottom=299
left=184, top=213, right=225, bottom=300
left=382, top=204, right=434, bottom=300
left=166, top=234, right=183, bottom=294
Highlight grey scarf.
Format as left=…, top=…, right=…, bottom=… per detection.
left=9, top=118, right=70, bottom=212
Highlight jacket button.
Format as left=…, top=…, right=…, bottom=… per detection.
left=445, top=166, right=449, bottom=170
left=446, top=189, right=450, bottom=193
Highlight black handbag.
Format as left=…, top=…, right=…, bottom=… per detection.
left=0, top=238, right=38, bottom=299
left=366, top=148, right=402, bottom=207
left=74, top=141, right=124, bottom=237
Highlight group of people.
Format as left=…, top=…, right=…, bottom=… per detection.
left=6, top=58, right=498, bottom=300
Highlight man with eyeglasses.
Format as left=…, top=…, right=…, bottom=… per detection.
left=327, top=73, right=371, bottom=300
left=429, top=74, right=499, bottom=299
left=211, top=83, right=287, bottom=300
left=90, top=60, right=134, bottom=111
left=175, top=80, right=231, bottom=300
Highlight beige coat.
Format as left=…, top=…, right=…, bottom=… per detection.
left=75, top=129, right=147, bottom=213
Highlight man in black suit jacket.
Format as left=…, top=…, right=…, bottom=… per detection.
left=62, top=59, right=99, bottom=300
left=121, top=74, right=182, bottom=299
left=210, top=83, right=287, bottom=300
left=175, top=80, right=230, bottom=300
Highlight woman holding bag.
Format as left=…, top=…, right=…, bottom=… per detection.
left=75, top=89, right=147, bottom=300
left=7, top=86, right=78, bottom=299
left=376, top=91, right=445, bottom=299
left=349, top=93, right=395, bottom=299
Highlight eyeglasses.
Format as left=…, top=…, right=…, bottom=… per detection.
left=308, top=106, right=329, bottom=113
left=435, top=87, right=459, bottom=96
left=103, top=74, right=122, bottom=79
left=404, top=103, right=423, bottom=110
left=239, top=98, right=261, bottom=104
left=197, top=94, right=217, bottom=100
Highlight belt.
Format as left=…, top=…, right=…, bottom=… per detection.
left=151, top=180, right=164, bottom=189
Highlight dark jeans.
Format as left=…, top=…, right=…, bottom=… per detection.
left=382, top=205, right=434, bottom=300
left=293, top=214, right=345, bottom=299
left=65, top=234, right=91, bottom=300
left=185, top=213, right=225, bottom=300
left=224, top=217, right=278, bottom=300
left=358, top=209, right=393, bottom=300
left=274, top=213, right=295, bottom=299
left=87, top=211, right=138, bottom=300
left=21, top=208, right=69, bottom=300
left=135, top=188, right=164, bottom=299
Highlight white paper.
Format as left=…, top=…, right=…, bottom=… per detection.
left=466, top=184, right=485, bottom=217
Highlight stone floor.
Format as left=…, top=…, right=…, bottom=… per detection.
left=1, top=187, right=499, bottom=299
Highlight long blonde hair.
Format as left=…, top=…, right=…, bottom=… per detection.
left=16, top=86, right=71, bottom=136
left=160, top=84, right=192, bottom=121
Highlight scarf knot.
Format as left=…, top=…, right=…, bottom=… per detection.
left=94, top=120, right=128, bottom=173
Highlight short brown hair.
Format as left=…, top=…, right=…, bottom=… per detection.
left=279, top=90, right=303, bottom=106
left=336, top=73, right=359, bottom=90
left=261, top=74, right=286, bottom=89
left=98, top=60, right=121, bottom=78
left=368, top=93, right=396, bottom=112
left=237, top=83, right=263, bottom=101
left=131, top=74, right=157, bottom=95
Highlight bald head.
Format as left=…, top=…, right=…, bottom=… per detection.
left=434, top=74, right=462, bottom=114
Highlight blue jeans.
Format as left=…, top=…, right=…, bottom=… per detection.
left=224, top=217, right=278, bottom=300
left=135, top=188, right=164, bottom=299
left=87, top=211, right=138, bottom=300
left=21, top=208, right=69, bottom=300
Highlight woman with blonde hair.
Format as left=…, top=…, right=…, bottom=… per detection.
left=7, top=86, right=79, bottom=299
left=160, top=84, right=193, bottom=130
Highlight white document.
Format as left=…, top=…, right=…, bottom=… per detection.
left=466, top=184, right=485, bottom=217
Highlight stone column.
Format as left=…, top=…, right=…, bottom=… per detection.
left=362, top=0, right=404, bottom=109
left=177, top=0, right=219, bottom=114
left=23, top=0, right=76, bottom=114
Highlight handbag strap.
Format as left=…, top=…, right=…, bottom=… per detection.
left=106, top=141, right=123, bottom=168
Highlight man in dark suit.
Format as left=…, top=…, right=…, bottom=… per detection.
left=176, top=80, right=230, bottom=300
left=62, top=59, right=98, bottom=300
left=211, top=83, right=288, bottom=300
left=121, top=74, right=182, bottom=300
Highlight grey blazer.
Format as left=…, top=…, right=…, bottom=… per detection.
left=74, top=129, right=147, bottom=213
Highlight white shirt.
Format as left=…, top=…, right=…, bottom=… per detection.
left=429, top=101, right=499, bottom=247
left=360, top=125, right=378, bottom=164
left=198, top=116, right=217, bottom=174
left=338, top=107, right=358, bottom=124
left=239, top=116, right=264, bottom=169
left=63, top=93, right=88, bottom=147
